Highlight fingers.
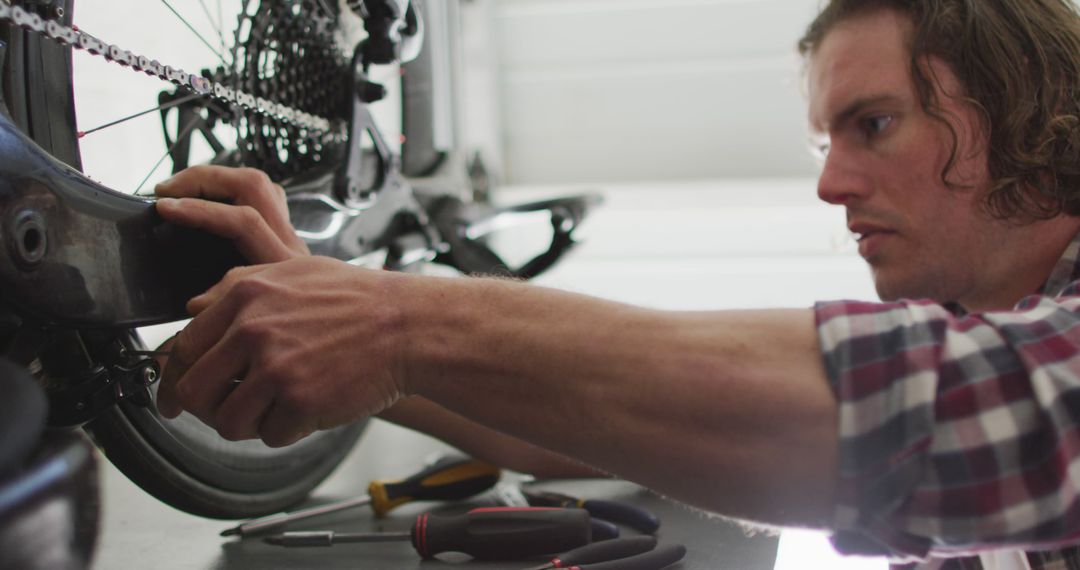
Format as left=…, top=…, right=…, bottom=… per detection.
left=154, top=165, right=309, bottom=257
left=156, top=198, right=298, bottom=264
left=257, top=402, right=317, bottom=448
left=157, top=289, right=245, bottom=419
left=213, top=378, right=275, bottom=441
left=155, top=166, right=288, bottom=230
left=213, top=377, right=315, bottom=447
left=186, top=265, right=263, bottom=316
left=170, top=340, right=250, bottom=425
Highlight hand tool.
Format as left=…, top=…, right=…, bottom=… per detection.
left=500, top=485, right=660, bottom=534
left=263, top=507, right=592, bottom=560
left=525, top=540, right=687, bottom=570
left=220, top=455, right=500, bottom=537
left=495, top=484, right=619, bottom=540
left=524, top=536, right=657, bottom=569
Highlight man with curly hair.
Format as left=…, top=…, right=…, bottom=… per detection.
left=152, top=0, right=1080, bottom=567
left=790, top=1, right=1080, bottom=567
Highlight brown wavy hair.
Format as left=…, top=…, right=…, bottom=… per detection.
left=798, top=0, right=1080, bottom=221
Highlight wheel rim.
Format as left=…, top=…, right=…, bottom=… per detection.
left=1, top=0, right=370, bottom=516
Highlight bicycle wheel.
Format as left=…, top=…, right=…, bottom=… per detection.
left=0, top=0, right=369, bottom=518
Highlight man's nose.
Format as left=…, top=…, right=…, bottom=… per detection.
left=816, top=149, right=872, bottom=206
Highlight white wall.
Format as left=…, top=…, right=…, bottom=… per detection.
left=496, top=177, right=877, bottom=310
left=490, top=0, right=823, bottom=185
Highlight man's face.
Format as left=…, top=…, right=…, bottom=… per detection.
left=807, top=8, right=1000, bottom=304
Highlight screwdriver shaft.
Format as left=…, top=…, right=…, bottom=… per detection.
left=265, top=530, right=411, bottom=547
left=221, top=495, right=372, bottom=537
left=329, top=531, right=413, bottom=543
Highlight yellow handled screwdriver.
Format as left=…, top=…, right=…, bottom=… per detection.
left=220, top=455, right=501, bottom=538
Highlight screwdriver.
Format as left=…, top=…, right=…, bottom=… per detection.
left=220, top=455, right=500, bottom=537
left=264, top=507, right=593, bottom=560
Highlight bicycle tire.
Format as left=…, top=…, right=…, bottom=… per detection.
left=0, top=1, right=366, bottom=519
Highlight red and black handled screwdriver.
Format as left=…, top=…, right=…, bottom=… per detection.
left=264, top=507, right=593, bottom=560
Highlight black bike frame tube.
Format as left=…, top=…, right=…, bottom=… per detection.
left=0, top=109, right=244, bottom=327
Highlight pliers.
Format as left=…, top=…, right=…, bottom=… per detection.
left=522, top=536, right=687, bottom=570
left=520, top=489, right=661, bottom=535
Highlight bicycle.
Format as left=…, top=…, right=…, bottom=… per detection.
left=0, top=0, right=597, bottom=520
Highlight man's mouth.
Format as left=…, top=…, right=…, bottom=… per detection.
left=848, top=222, right=892, bottom=240
left=848, top=223, right=895, bottom=257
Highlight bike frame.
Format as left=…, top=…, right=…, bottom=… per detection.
left=0, top=0, right=598, bottom=428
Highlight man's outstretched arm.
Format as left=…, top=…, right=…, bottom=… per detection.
left=158, top=253, right=839, bottom=528
left=379, top=397, right=604, bottom=478
left=397, top=274, right=839, bottom=526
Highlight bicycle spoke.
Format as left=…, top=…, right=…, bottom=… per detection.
left=134, top=115, right=203, bottom=195
left=78, top=92, right=208, bottom=139
left=159, top=0, right=227, bottom=65
left=196, top=0, right=227, bottom=55
left=218, top=0, right=226, bottom=54
left=225, top=0, right=251, bottom=141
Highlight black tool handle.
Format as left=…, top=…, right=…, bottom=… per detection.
left=412, top=507, right=590, bottom=560
left=523, top=490, right=660, bottom=535
left=582, top=500, right=660, bottom=534
left=577, top=544, right=687, bottom=570
left=555, top=536, right=657, bottom=566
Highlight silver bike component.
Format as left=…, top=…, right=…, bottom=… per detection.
left=0, top=0, right=341, bottom=138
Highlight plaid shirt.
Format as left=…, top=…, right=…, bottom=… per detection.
left=815, top=230, right=1080, bottom=570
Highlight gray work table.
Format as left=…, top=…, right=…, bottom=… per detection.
left=93, top=421, right=779, bottom=569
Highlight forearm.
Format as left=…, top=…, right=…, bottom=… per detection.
left=396, top=275, right=839, bottom=527
left=379, top=397, right=606, bottom=478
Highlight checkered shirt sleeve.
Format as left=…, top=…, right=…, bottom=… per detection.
left=815, top=278, right=1080, bottom=563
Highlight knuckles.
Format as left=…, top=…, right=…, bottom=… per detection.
left=263, top=363, right=312, bottom=411
left=223, top=270, right=278, bottom=303
left=235, top=167, right=274, bottom=195
left=236, top=205, right=266, bottom=233
left=232, top=316, right=278, bottom=349
left=234, top=168, right=288, bottom=209
left=271, top=183, right=287, bottom=203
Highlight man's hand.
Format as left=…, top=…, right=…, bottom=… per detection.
left=153, top=165, right=368, bottom=446
left=154, top=165, right=310, bottom=264
left=156, top=256, right=410, bottom=447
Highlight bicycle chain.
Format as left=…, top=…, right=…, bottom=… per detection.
left=0, top=0, right=341, bottom=137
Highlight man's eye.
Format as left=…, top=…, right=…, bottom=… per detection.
left=807, top=135, right=830, bottom=160
left=861, top=115, right=893, bottom=136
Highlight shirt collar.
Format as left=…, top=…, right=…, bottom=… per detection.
left=1039, top=228, right=1080, bottom=297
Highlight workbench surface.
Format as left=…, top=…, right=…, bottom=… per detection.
left=92, top=421, right=779, bottom=570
